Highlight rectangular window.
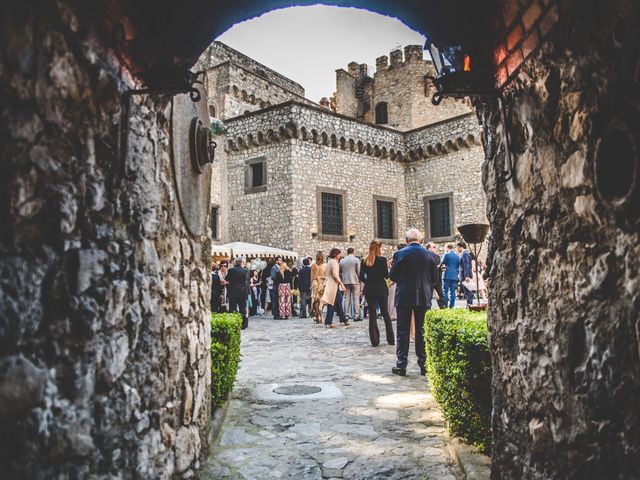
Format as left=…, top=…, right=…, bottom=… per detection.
left=374, top=196, right=397, bottom=240
left=321, top=192, right=343, bottom=236
left=424, top=193, right=454, bottom=240
left=250, top=162, right=263, bottom=187
left=429, top=198, right=450, bottom=238
left=210, top=206, right=219, bottom=239
left=244, top=157, right=267, bottom=193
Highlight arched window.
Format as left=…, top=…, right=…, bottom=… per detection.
left=375, top=102, right=388, bottom=125
left=208, top=105, right=216, bottom=118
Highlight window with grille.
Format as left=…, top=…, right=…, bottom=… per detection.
left=321, top=192, right=344, bottom=236
left=244, top=157, right=267, bottom=193
left=427, top=195, right=452, bottom=239
left=375, top=102, right=388, bottom=124
left=210, top=206, right=219, bottom=239
left=376, top=199, right=395, bottom=239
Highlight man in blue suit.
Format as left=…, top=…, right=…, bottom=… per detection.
left=389, top=228, right=440, bottom=376
left=441, top=243, right=460, bottom=308
left=457, top=242, right=474, bottom=306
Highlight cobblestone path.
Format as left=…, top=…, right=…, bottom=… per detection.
left=201, top=315, right=462, bottom=480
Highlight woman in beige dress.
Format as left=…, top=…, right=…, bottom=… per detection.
left=321, top=248, right=348, bottom=327
left=310, top=251, right=326, bottom=323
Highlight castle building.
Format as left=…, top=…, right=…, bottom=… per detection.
left=198, top=42, right=487, bottom=257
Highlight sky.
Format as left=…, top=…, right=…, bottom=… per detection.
left=216, top=5, right=427, bottom=102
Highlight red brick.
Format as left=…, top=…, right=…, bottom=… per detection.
left=496, top=66, right=509, bottom=88
left=502, top=2, right=520, bottom=27
left=494, top=43, right=508, bottom=65
left=507, top=24, right=524, bottom=50
left=506, top=48, right=525, bottom=77
left=540, top=5, right=559, bottom=36
left=522, top=1, right=543, bottom=30
left=521, top=29, right=540, bottom=58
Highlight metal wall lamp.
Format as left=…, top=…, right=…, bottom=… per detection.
left=426, top=41, right=514, bottom=184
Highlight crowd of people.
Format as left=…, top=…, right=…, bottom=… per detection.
left=210, top=229, right=487, bottom=375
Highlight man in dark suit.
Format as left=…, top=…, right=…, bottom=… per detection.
left=389, top=228, right=439, bottom=376
left=298, top=258, right=312, bottom=318
left=226, top=257, right=249, bottom=329
left=457, top=242, right=474, bottom=306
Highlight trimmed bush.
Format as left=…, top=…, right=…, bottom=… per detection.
left=211, top=313, right=242, bottom=407
left=423, top=309, right=492, bottom=452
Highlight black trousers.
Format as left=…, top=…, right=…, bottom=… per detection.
left=396, top=306, right=428, bottom=369
left=434, top=283, right=446, bottom=309
left=365, top=294, right=394, bottom=345
left=229, top=296, right=248, bottom=329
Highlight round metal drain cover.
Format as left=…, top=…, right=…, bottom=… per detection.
left=273, top=385, right=322, bottom=396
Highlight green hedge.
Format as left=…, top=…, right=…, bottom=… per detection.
left=211, top=313, right=242, bottom=407
left=423, top=309, right=492, bottom=452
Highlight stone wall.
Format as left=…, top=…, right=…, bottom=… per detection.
left=206, top=62, right=316, bottom=121
left=225, top=142, right=295, bottom=248
left=404, top=143, right=487, bottom=242
left=198, top=41, right=305, bottom=97
left=290, top=140, right=406, bottom=258
left=479, top=1, right=640, bottom=478
left=0, top=2, right=211, bottom=478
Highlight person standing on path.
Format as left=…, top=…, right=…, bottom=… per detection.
left=425, top=242, right=446, bottom=309
left=389, top=229, right=439, bottom=376
left=310, top=251, right=326, bottom=323
left=339, top=247, right=361, bottom=322
left=276, top=262, right=293, bottom=319
left=297, top=258, right=312, bottom=319
left=457, top=242, right=474, bottom=306
left=211, top=260, right=229, bottom=313
left=441, top=243, right=459, bottom=308
left=226, top=257, right=250, bottom=329
left=321, top=248, right=348, bottom=327
left=269, top=256, right=283, bottom=319
left=359, top=240, right=395, bottom=346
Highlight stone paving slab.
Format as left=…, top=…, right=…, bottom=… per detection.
left=200, top=315, right=463, bottom=480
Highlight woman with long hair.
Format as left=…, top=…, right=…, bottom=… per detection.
left=359, top=240, right=395, bottom=346
left=249, top=269, right=260, bottom=316
left=321, top=248, right=348, bottom=327
left=310, top=251, right=326, bottom=323
left=276, top=262, right=294, bottom=319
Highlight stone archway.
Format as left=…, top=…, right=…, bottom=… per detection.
left=2, top=1, right=639, bottom=479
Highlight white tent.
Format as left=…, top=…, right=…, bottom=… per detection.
left=215, top=241, right=298, bottom=260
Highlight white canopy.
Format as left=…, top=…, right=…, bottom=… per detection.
left=215, top=241, right=298, bottom=260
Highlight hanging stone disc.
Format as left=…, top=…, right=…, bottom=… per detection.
left=273, top=385, right=322, bottom=396
left=171, top=79, right=212, bottom=237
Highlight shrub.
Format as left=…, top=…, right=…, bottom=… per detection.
left=210, top=313, right=242, bottom=407
left=423, top=309, right=492, bottom=452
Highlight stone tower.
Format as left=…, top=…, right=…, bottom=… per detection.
left=333, top=45, right=472, bottom=131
